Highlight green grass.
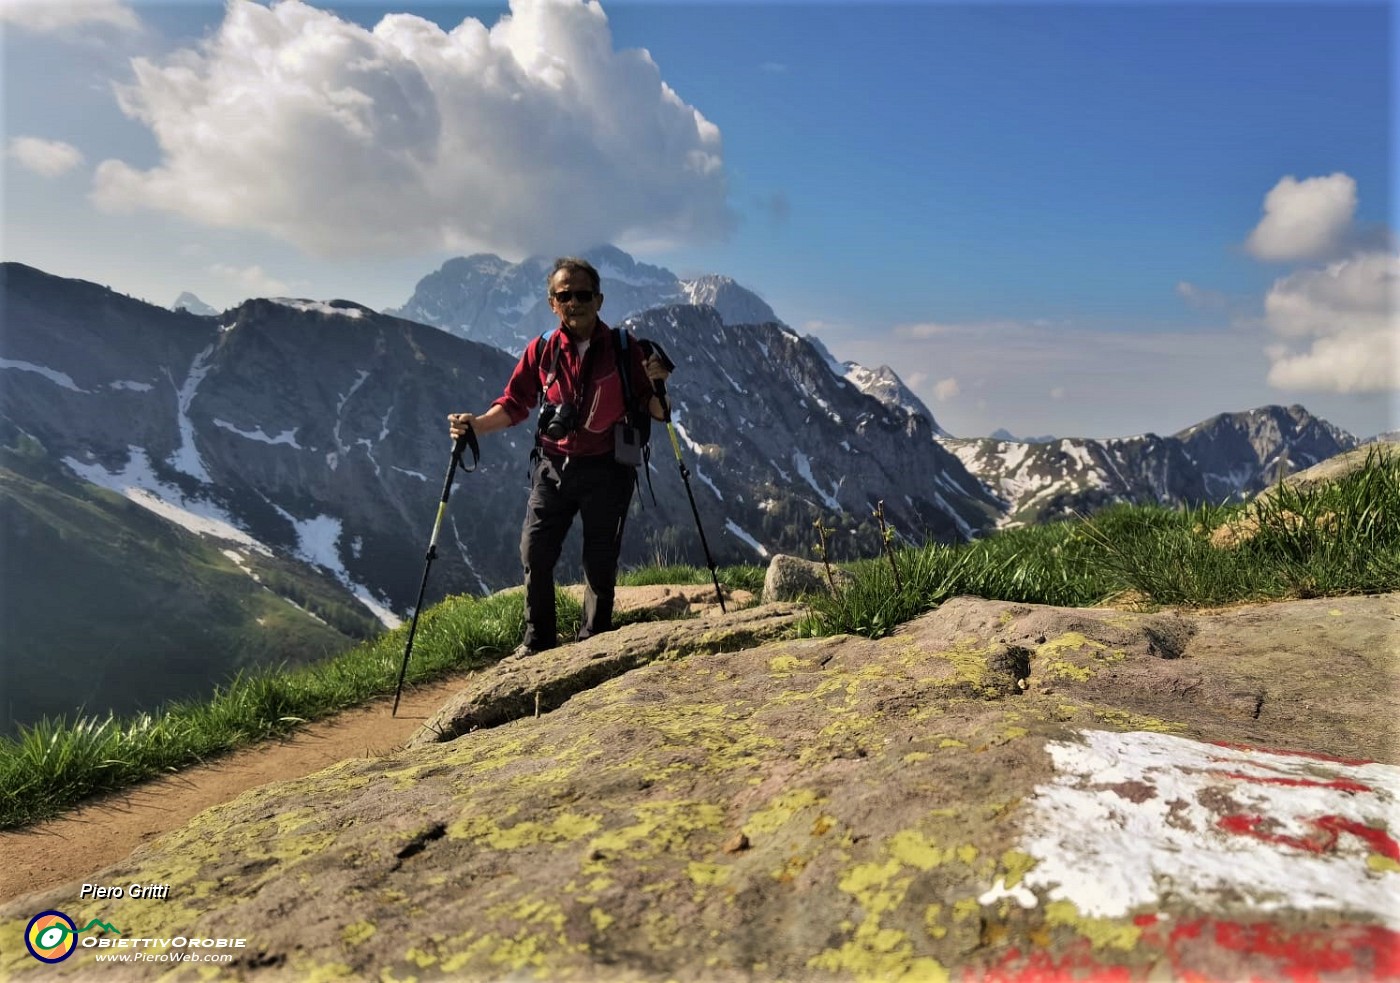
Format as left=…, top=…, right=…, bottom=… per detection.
left=0, top=570, right=757, bottom=830
left=2, top=450, right=1394, bottom=830
left=796, top=446, right=1398, bottom=636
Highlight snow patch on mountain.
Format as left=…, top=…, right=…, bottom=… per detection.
left=792, top=449, right=841, bottom=511
left=268, top=503, right=400, bottom=628
left=165, top=344, right=216, bottom=483
left=63, top=445, right=270, bottom=551
left=214, top=419, right=303, bottom=448
left=1, top=357, right=89, bottom=393
left=724, top=519, right=769, bottom=558
left=270, top=298, right=367, bottom=319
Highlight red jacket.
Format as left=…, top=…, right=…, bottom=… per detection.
left=492, top=321, right=655, bottom=458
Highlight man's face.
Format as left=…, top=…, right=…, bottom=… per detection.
left=548, top=269, right=603, bottom=336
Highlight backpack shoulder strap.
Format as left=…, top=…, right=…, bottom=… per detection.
left=613, top=327, right=634, bottom=405
left=613, top=327, right=657, bottom=506
left=539, top=327, right=564, bottom=393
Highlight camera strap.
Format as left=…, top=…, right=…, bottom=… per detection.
left=534, top=326, right=601, bottom=450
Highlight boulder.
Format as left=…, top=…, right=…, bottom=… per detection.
left=762, top=553, right=855, bottom=602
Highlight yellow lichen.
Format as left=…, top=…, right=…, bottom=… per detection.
left=688, top=861, right=732, bottom=886
left=886, top=830, right=950, bottom=871
left=999, top=850, right=1038, bottom=887
left=342, top=921, right=377, bottom=946
left=1044, top=900, right=1142, bottom=951
left=449, top=811, right=601, bottom=848
left=743, top=788, right=824, bottom=837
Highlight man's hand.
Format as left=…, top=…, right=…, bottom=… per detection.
left=448, top=412, right=475, bottom=441
left=644, top=354, right=671, bottom=385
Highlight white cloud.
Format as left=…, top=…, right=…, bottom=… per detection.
left=1245, top=173, right=1357, bottom=263
left=0, top=0, right=139, bottom=33
left=1262, top=251, right=1399, bottom=393
left=932, top=377, right=959, bottom=401
left=90, top=0, right=733, bottom=259
left=1049, top=387, right=1066, bottom=400
left=7, top=137, right=84, bottom=177
left=210, top=264, right=292, bottom=299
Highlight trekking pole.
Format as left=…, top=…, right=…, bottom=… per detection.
left=641, top=341, right=726, bottom=614
left=392, top=425, right=479, bottom=716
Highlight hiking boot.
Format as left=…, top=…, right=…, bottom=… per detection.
left=505, top=643, right=551, bottom=662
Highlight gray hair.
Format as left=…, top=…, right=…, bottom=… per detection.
left=548, top=256, right=601, bottom=293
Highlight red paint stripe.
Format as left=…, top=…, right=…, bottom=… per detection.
left=1315, top=815, right=1400, bottom=862
left=1210, top=769, right=1372, bottom=793
left=1210, top=741, right=1373, bottom=767
left=1217, top=814, right=1337, bottom=854
left=976, top=920, right=1400, bottom=981
left=1217, top=814, right=1400, bottom=861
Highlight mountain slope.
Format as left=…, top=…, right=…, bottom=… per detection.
left=0, top=440, right=378, bottom=735
left=1, top=262, right=998, bottom=614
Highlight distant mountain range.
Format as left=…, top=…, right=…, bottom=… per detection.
left=0, top=248, right=1366, bottom=731
left=940, top=404, right=1356, bottom=528
left=991, top=428, right=1056, bottom=444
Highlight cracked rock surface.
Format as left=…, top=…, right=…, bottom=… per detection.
left=2, top=592, right=1396, bottom=981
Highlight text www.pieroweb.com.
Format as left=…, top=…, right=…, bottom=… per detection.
left=94, top=951, right=235, bottom=964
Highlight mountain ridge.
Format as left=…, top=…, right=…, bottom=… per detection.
left=0, top=258, right=1366, bottom=732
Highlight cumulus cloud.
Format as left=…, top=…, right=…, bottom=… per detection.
left=0, top=0, right=139, bottom=33
left=7, top=137, right=84, bottom=177
left=1262, top=252, right=1398, bottom=393
left=91, top=0, right=733, bottom=258
left=932, top=378, right=960, bottom=401
left=1245, top=173, right=1358, bottom=263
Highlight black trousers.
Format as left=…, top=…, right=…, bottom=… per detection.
left=520, top=451, right=636, bottom=650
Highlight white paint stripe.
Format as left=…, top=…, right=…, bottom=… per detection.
left=993, top=730, right=1400, bottom=927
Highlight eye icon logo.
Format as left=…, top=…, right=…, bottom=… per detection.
left=26, top=910, right=78, bottom=962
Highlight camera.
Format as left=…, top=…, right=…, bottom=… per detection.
left=538, top=401, right=579, bottom=440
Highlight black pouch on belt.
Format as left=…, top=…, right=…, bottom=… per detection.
left=613, top=422, right=643, bottom=467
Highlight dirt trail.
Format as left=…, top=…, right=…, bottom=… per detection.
left=0, top=672, right=476, bottom=903
left=0, top=585, right=736, bottom=904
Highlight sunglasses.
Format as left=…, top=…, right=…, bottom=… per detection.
left=551, top=289, right=596, bottom=304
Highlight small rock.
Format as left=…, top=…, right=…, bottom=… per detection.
left=762, top=554, right=855, bottom=603
left=723, top=832, right=751, bottom=854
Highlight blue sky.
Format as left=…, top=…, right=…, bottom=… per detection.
left=3, top=0, right=1395, bottom=439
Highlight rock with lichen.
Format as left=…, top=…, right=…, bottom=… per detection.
left=1, top=592, right=1396, bottom=982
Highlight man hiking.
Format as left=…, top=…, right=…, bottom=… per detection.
left=448, top=257, right=672, bottom=657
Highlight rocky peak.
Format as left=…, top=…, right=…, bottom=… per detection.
left=1174, top=404, right=1358, bottom=499
left=388, top=246, right=766, bottom=357
left=681, top=274, right=779, bottom=325
left=171, top=291, right=218, bottom=316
